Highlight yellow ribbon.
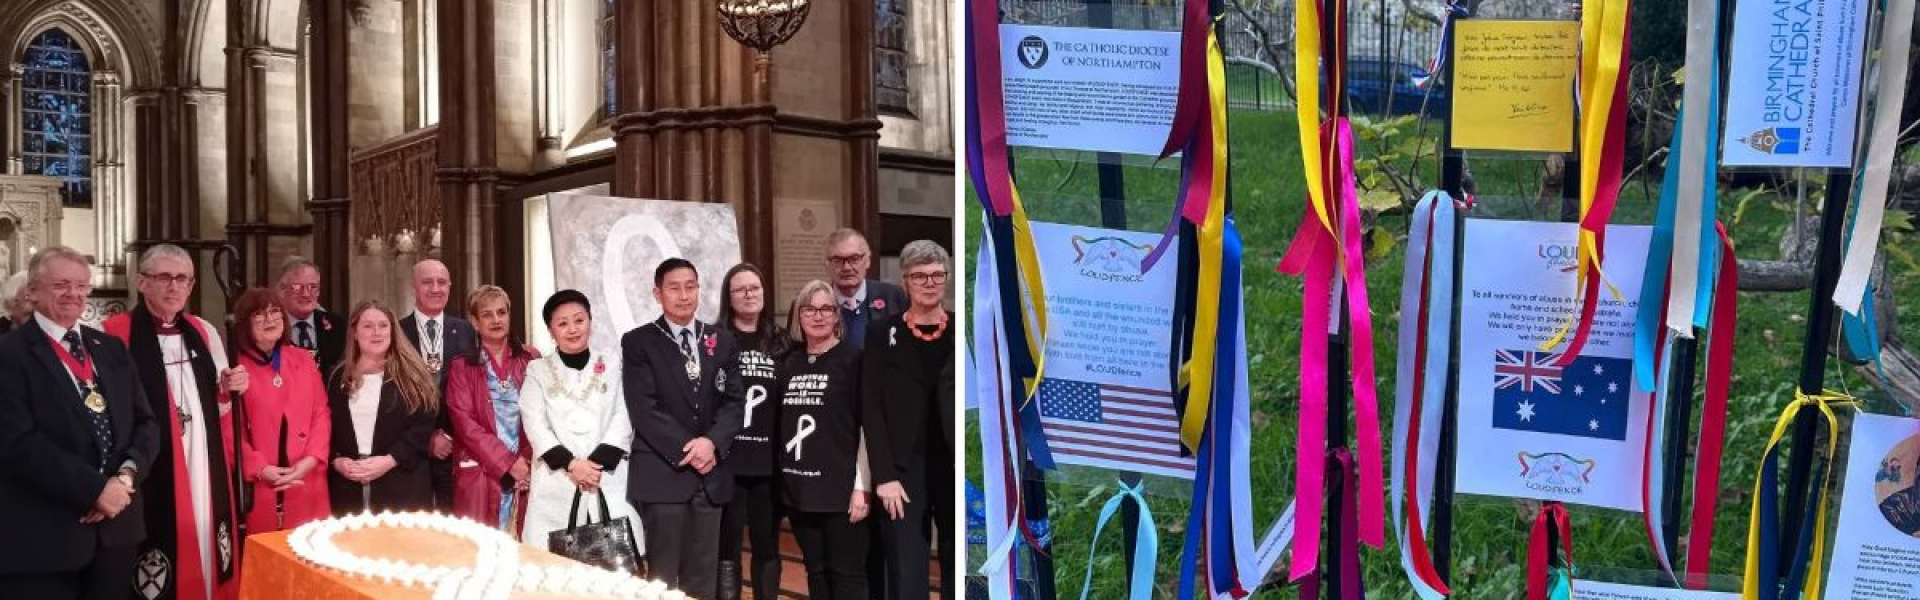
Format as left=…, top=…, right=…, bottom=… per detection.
left=1740, top=390, right=1855, bottom=600
left=1008, top=186, right=1051, bottom=403
left=1542, top=0, right=1631, bottom=351
left=1179, top=28, right=1230, bottom=451
left=1292, top=0, right=1333, bottom=238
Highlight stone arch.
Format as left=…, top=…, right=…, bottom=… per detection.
left=1, top=1, right=155, bottom=88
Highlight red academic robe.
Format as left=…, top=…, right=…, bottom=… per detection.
left=445, top=346, right=537, bottom=532
left=236, top=344, right=332, bottom=534
left=104, top=312, right=240, bottom=600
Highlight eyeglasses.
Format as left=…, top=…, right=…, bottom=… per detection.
left=45, top=280, right=91, bottom=295
left=250, top=308, right=286, bottom=322
left=282, top=283, right=319, bottom=294
left=798, top=304, right=837, bottom=319
left=828, top=253, right=868, bottom=268
left=142, top=272, right=195, bottom=289
left=729, top=284, right=763, bottom=297
left=906, top=271, right=948, bottom=286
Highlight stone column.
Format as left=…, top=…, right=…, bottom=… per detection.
left=436, top=0, right=499, bottom=296
left=91, top=71, right=126, bottom=279
left=611, top=0, right=656, bottom=199
left=5, top=65, right=21, bottom=174
left=309, top=0, right=353, bottom=312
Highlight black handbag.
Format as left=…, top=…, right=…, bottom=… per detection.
left=546, top=489, right=643, bottom=574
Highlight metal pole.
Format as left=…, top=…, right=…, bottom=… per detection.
left=1777, top=167, right=1852, bottom=579
left=1430, top=4, right=1465, bottom=585
left=1322, top=0, right=1351, bottom=597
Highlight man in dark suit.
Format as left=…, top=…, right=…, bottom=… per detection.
left=397, top=258, right=476, bottom=510
left=278, top=257, right=346, bottom=379
left=0, top=246, right=160, bottom=600
left=826, top=228, right=907, bottom=597
left=623, top=258, right=744, bottom=599
left=827, top=229, right=909, bottom=351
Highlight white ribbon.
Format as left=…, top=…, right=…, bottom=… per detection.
left=1665, top=0, right=1720, bottom=336
left=1833, top=0, right=1916, bottom=314
left=785, top=414, right=816, bottom=461
left=744, top=385, right=768, bottom=430
left=1391, top=191, right=1455, bottom=600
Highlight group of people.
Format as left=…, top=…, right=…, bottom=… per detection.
left=0, top=228, right=953, bottom=600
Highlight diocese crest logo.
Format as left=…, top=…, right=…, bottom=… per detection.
left=1739, top=126, right=1802, bottom=155
left=1517, top=451, right=1597, bottom=495
left=1070, top=235, right=1150, bottom=282
left=1018, top=36, right=1049, bottom=69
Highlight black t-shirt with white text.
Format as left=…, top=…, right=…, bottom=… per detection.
left=777, top=343, right=865, bottom=513
left=729, top=330, right=782, bottom=477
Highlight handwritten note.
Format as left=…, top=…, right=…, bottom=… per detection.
left=1450, top=20, right=1578, bottom=153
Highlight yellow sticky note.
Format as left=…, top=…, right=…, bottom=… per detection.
left=1450, top=20, right=1579, bottom=153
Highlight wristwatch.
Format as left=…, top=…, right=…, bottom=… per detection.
left=115, top=466, right=136, bottom=489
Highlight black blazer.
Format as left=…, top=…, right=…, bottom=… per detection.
left=0, top=322, right=159, bottom=574
left=861, top=312, right=955, bottom=487
left=398, top=312, right=476, bottom=388
left=305, top=308, right=348, bottom=382
left=621, top=317, right=744, bottom=505
left=399, top=312, right=473, bottom=435
left=325, top=372, right=436, bottom=514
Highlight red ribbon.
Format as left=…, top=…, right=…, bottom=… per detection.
left=45, top=331, right=96, bottom=385
left=1527, top=502, right=1574, bottom=600
left=1684, top=224, right=1737, bottom=588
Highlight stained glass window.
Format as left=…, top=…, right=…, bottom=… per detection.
left=22, top=28, right=92, bottom=208
left=875, top=0, right=911, bottom=116
left=601, top=0, right=616, bottom=121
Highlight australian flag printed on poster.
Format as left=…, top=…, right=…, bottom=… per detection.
left=1489, top=350, right=1632, bottom=440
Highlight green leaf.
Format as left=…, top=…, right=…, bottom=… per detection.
left=1365, top=226, right=1398, bottom=261
left=1359, top=189, right=1402, bottom=213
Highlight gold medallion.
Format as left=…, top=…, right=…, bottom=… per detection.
left=273, top=374, right=284, bottom=388
left=428, top=356, right=442, bottom=373
left=84, top=389, right=106, bottom=413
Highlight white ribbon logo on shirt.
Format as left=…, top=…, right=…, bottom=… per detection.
left=744, top=385, right=768, bottom=429
left=786, top=415, right=816, bottom=461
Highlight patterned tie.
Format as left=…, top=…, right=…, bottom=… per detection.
left=63, top=330, right=85, bottom=363
left=426, top=319, right=440, bottom=347
left=67, top=330, right=111, bottom=471
left=679, top=329, right=694, bottom=362
left=296, top=321, right=315, bottom=350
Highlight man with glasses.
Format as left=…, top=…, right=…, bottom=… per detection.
left=277, top=257, right=345, bottom=379
left=102, top=244, right=250, bottom=600
left=0, top=246, right=160, bottom=600
left=621, top=258, right=744, bottom=599
left=825, top=229, right=908, bottom=351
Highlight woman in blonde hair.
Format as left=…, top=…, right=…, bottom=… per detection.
left=328, top=300, right=440, bottom=514
left=446, top=286, right=539, bottom=531
left=777, top=279, right=873, bottom=599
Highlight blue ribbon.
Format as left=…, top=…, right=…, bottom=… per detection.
left=1078, top=479, right=1158, bottom=600
left=1207, top=216, right=1246, bottom=595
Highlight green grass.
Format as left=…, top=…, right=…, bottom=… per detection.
left=964, top=107, right=1918, bottom=598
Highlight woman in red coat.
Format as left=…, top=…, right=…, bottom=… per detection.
left=445, top=285, right=539, bottom=531
left=230, top=287, right=331, bottom=533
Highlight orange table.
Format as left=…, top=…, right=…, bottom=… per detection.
left=239, top=527, right=653, bottom=600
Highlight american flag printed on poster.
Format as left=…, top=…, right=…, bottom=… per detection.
left=1490, top=350, right=1633, bottom=440
left=1037, top=378, right=1196, bottom=479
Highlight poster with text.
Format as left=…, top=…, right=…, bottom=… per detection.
left=1030, top=221, right=1194, bottom=478
left=1572, top=581, right=1738, bottom=600
left=1720, top=0, right=1869, bottom=167
left=1450, top=20, right=1579, bottom=152
left=1823, top=413, right=1920, bottom=600
left=998, top=25, right=1180, bottom=156
left=1454, top=219, right=1652, bottom=510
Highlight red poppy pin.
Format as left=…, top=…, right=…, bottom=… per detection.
left=593, top=359, right=607, bottom=375
left=703, top=334, right=718, bottom=356
left=870, top=298, right=887, bottom=311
